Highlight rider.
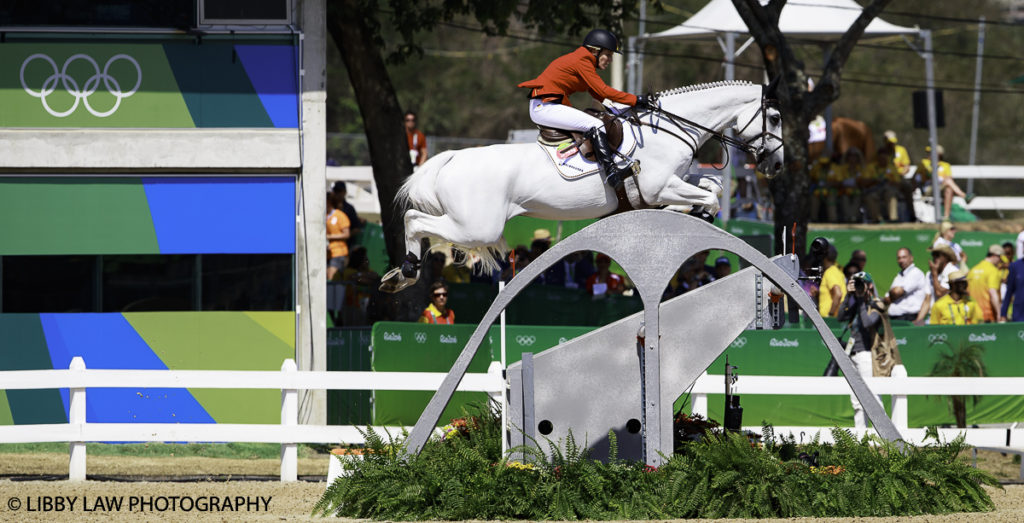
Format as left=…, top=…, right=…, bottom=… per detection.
left=518, top=29, right=655, bottom=188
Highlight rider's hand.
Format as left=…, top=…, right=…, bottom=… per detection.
left=635, top=94, right=657, bottom=111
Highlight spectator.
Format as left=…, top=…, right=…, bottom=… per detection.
left=837, top=148, right=865, bottom=223
left=405, top=110, right=428, bottom=167
left=331, top=181, right=365, bottom=246
left=837, top=271, right=887, bottom=429
left=1016, top=225, right=1024, bottom=261
left=1001, top=242, right=1014, bottom=292
left=917, top=145, right=972, bottom=222
left=930, top=269, right=983, bottom=325
left=419, top=281, right=454, bottom=324
left=883, top=130, right=912, bottom=177
left=529, top=229, right=552, bottom=261
left=818, top=244, right=846, bottom=317
left=1001, top=255, right=1024, bottom=322
left=441, top=251, right=472, bottom=284
left=859, top=148, right=888, bottom=223
left=691, top=251, right=716, bottom=287
left=847, top=250, right=867, bottom=272
left=870, top=144, right=903, bottom=222
left=714, top=256, right=732, bottom=279
left=544, top=251, right=595, bottom=289
left=425, top=251, right=447, bottom=283
left=928, top=244, right=958, bottom=300
left=326, top=192, right=351, bottom=281
left=586, top=253, right=625, bottom=296
left=967, top=245, right=1004, bottom=323
left=341, top=246, right=379, bottom=286
left=884, top=247, right=928, bottom=322
left=932, top=220, right=966, bottom=269
left=809, top=156, right=833, bottom=222
left=501, top=245, right=532, bottom=282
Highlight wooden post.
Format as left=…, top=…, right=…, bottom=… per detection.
left=280, top=359, right=298, bottom=482
left=69, top=357, right=86, bottom=481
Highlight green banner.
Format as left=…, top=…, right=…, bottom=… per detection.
left=2, top=39, right=296, bottom=128
left=720, top=219, right=1017, bottom=292
left=327, top=328, right=372, bottom=426
left=358, top=322, right=1024, bottom=428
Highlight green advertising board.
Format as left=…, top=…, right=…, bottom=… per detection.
left=352, top=321, right=1024, bottom=428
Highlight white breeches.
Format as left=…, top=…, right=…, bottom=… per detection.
left=849, top=350, right=881, bottom=429
left=529, top=99, right=603, bottom=132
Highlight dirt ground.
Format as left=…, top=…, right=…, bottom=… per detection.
left=1, top=452, right=1024, bottom=522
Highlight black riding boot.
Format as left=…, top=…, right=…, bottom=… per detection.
left=584, top=127, right=630, bottom=188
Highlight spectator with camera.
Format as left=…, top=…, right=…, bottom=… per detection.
left=930, top=269, right=983, bottom=325
left=837, top=271, right=898, bottom=428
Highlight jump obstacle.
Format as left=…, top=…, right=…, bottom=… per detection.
left=403, top=210, right=904, bottom=465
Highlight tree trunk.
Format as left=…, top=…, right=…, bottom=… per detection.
left=327, top=0, right=428, bottom=320
left=953, top=396, right=967, bottom=428
left=327, top=0, right=411, bottom=269
left=769, top=103, right=811, bottom=257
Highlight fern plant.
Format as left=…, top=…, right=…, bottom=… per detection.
left=314, top=406, right=999, bottom=520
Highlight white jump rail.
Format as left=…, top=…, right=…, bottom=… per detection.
left=0, top=357, right=504, bottom=482
left=689, top=365, right=1024, bottom=448
left=4, top=359, right=1024, bottom=481
left=951, top=165, right=1024, bottom=212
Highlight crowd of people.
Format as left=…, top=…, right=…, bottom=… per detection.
left=809, top=131, right=971, bottom=224
left=812, top=220, right=1019, bottom=327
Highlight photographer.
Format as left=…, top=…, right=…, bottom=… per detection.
left=837, top=272, right=896, bottom=428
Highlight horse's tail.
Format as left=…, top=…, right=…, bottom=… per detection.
left=396, top=150, right=456, bottom=217
left=395, top=150, right=508, bottom=275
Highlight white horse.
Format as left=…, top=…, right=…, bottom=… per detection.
left=381, top=80, right=784, bottom=292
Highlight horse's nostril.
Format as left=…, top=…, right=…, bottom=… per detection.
left=774, top=162, right=782, bottom=171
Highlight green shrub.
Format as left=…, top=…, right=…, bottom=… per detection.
left=314, top=405, right=999, bottom=520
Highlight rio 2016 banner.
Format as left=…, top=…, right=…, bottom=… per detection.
left=1, top=39, right=298, bottom=128
left=364, top=321, right=1024, bottom=428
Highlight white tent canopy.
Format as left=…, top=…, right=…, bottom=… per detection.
left=648, top=0, right=917, bottom=41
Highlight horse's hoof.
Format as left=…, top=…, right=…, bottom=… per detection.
left=379, top=267, right=417, bottom=293
left=401, top=261, right=419, bottom=278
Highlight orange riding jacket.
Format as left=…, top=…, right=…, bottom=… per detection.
left=518, top=47, right=637, bottom=107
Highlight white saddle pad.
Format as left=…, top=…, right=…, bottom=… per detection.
left=538, top=124, right=638, bottom=181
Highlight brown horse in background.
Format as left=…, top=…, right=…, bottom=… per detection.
left=808, top=117, right=876, bottom=162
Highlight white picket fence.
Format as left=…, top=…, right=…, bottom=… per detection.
left=2, top=359, right=1024, bottom=482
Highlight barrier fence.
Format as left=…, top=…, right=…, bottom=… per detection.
left=3, top=356, right=1024, bottom=482
left=362, top=321, right=1024, bottom=427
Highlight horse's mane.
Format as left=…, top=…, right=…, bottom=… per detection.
left=656, top=80, right=756, bottom=98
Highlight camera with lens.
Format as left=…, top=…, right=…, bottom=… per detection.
left=850, top=271, right=872, bottom=298
left=801, top=236, right=832, bottom=282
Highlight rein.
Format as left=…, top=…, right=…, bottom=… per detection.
left=624, top=94, right=783, bottom=169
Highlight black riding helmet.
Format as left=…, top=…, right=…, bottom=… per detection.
left=583, top=29, right=621, bottom=54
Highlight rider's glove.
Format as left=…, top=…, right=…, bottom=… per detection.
left=635, top=94, right=657, bottom=111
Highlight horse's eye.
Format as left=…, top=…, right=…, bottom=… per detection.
left=769, top=114, right=781, bottom=126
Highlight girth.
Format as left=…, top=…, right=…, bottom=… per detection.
left=536, top=109, right=623, bottom=161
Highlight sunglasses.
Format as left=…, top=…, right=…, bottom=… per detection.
left=433, top=292, right=448, bottom=297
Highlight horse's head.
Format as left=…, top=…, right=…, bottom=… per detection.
left=734, top=80, right=784, bottom=179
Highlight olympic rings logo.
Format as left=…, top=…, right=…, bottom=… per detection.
left=730, top=337, right=748, bottom=348
left=20, top=53, right=142, bottom=117
left=414, top=332, right=427, bottom=344
left=1018, top=330, right=1024, bottom=342
left=927, top=333, right=947, bottom=344
left=516, top=335, right=536, bottom=346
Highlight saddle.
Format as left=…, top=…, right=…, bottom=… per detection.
left=536, top=108, right=623, bottom=161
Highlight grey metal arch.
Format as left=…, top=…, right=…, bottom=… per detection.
left=403, top=209, right=903, bottom=461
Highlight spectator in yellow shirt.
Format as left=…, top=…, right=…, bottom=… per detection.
left=862, top=147, right=899, bottom=222
left=918, top=145, right=972, bottom=222
left=967, top=245, right=1004, bottom=322
left=883, top=131, right=917, bottom=222
left=818, top=244, right=846, bottom=317
left=930, top=269, right=984, bottom=325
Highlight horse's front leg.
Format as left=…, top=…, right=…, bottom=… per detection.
left=647, top=176, right=721, bottom=217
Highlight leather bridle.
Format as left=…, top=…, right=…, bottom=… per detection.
left=627, top=93, right=784, bottom=171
